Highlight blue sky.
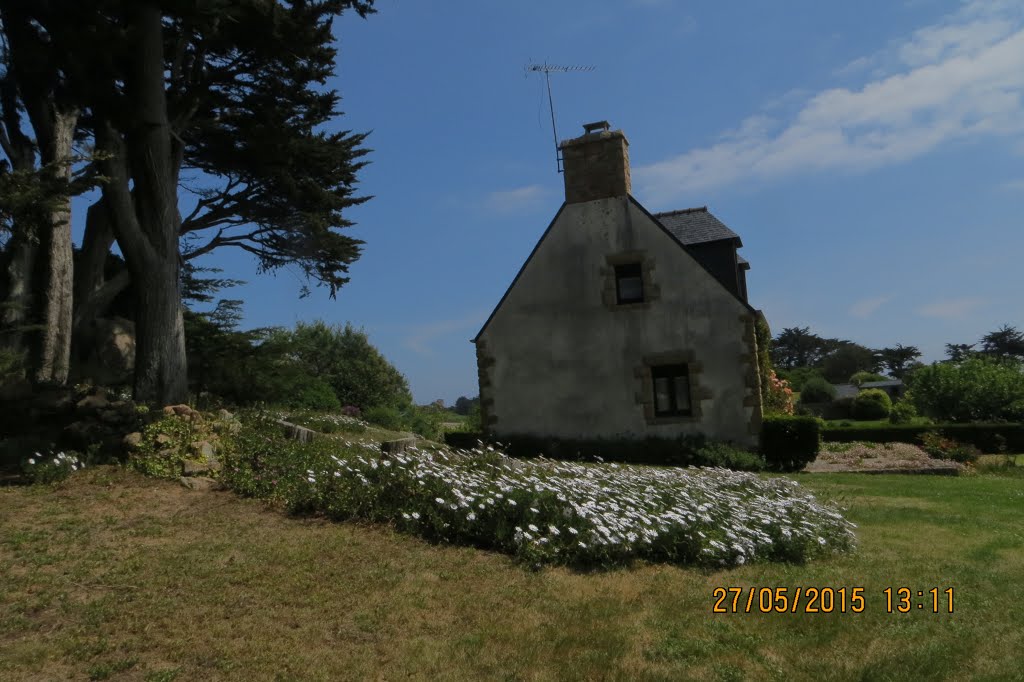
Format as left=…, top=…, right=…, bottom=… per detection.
left=171, top=0, right=1024, bottom=404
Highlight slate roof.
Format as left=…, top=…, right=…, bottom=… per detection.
left=652, top=207, right=742, bottom=247
left=833, top=383, right=860, bottom=400
left=861, top=380, right=904, bottom=389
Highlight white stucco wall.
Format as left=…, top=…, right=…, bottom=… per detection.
left=476, top=195, right=760, bottom=447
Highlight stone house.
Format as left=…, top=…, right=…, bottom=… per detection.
left=473, top=121, right=766, bottom=448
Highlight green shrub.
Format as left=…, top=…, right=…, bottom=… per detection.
left=852, top=388, right=892, bottom=420
left=777, top=367, right=825, bottom=392
left=889, top=399, right=918, bottom=424
left=363, top=405, right=404, bottom=431
left=919, top=432, right=981, bottom=464
left=405, top=406, right=444, bottom=441
left=21, top=450, right=85, bottom=484
left=823, top=396, right=855, bottom=420
left=0, top=347, right=25, bottom=384
left=760, top=416, right=821, bottom=471
left=293, top=377, right=342, bottom=411
left=799, top=377, right=836, bottom=404
left=693, top=441, right=766, bottom=472
left=909, top=357, right=1024, bottom=422
left=850, top=371, right=887, bottom=386
left=821, top=423, right=1024, bottom=453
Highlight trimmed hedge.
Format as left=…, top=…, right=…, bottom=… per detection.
left=761, top=417, right=823, bottom=471
left=496, top=435, right=697, bottom=466
left=443, top=432, right=763, bottom=470
left=760, top=416, right=821, bottom=472
left=822, top=423, right=1024, bottom=453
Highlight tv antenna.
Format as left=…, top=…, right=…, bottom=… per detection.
left=527, top=61, right=595, bottom=172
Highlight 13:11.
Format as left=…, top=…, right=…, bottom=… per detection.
left=883, top=587, right=954, bottom=613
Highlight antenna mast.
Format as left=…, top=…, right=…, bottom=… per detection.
left=527, top=62, right=595, bottom=172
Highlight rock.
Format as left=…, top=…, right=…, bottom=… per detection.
left=76, top=393, right=110, bottom=412
left=97, top=408, right=126, bottom=424
left=190, top=440, right=217, bottom=459
left=162, top=404, right=194, bottom=418
left=215, top=419, right=242, bottom=435
left=84, top=317, right=135, bottom=384
left=180, top=476, right=222, bottom=491
left=155, top=433, right=173, bottom=445
left=123, top=432, right=143, bottom=450
left=218, top=409, right=234, bottom=421
left=182, top=459, right=215, bottom=476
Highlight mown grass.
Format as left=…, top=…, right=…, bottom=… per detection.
left=1, top=467, right=1022, bottom=681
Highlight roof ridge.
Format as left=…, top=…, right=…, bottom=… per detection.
left=652, top=206, right=708, bottom=217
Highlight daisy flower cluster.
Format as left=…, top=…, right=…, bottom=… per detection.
left=278, top=410, right=369, bottom=435
left=223, top=425, right=856, bottom=568
left=22, top=450, right=85, bottom=484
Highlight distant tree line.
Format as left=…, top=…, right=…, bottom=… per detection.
left=771, top=323, right=1023, bottom=390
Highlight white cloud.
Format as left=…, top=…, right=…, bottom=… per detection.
left=916, top=297, right=987, bottom=319
left=634, top=2, right=1024, bottom=202
left=850, top=295, right=893, bottom=319
left=403, top=314, right=485, bottom=356
left=484, top=184, right=550, bottom=213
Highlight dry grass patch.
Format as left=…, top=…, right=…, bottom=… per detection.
left=1, top=467, right=1023, bottom=680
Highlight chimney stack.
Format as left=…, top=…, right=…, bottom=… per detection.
left=559, top=121, right=631, bottom=204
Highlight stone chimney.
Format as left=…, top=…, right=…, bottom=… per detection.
left=559, top=121, right=631, bottom=204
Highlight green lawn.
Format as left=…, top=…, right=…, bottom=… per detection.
left=2, top=467, right=1022, bottom=681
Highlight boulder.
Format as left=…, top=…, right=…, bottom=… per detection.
left=83, top=317, right=135, bottom=384
left=190, top=440, right=217, bottom=459
left=123, top=431, right=143, bottom=451
left=182, top=459, right=219, bottom=476
left=180, top=476, right=222, bottom=491
left=76, top=393, right=110, bottom=412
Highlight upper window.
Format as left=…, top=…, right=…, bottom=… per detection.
left=615, top=263, right=644, bottom=304
left=651, top=364, right=691, bottom=417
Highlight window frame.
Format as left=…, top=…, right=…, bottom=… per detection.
left=650, top=363, right=692, bottom=417
left=614, top=262, right=645, bottom=305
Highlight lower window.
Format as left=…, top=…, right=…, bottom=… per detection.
left=651, top=364, right=692, bottom=416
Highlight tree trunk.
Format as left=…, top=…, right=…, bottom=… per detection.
left=1, top=237, right=37, bottom=352
left=74, top=197, right=117, bottom=314
left=33, top=110, right=76, bottom=384
left=0, top=74, right=38, bottom=355
left=132, top=260, right=187, bottom=404
left=93, top=2, right=189, bottom=405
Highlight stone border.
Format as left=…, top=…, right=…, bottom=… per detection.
left=739, top=313, right=764, bottom=436
left=475, top=338, right=498, bottom=433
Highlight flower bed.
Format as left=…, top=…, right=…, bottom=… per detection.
left=221, top=418, right=856, bottom=568
left=806, top=441, right=964, bottom=474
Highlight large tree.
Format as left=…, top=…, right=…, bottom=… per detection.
left=980, top=324, right=1024, bottom=361
left=771, top=326, right=826, bottom=369
left=0, top=6, right=80, bottom=384
left=14, top=0, right=375, bottom=403
left=877, top=344, right=921, bottom=379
